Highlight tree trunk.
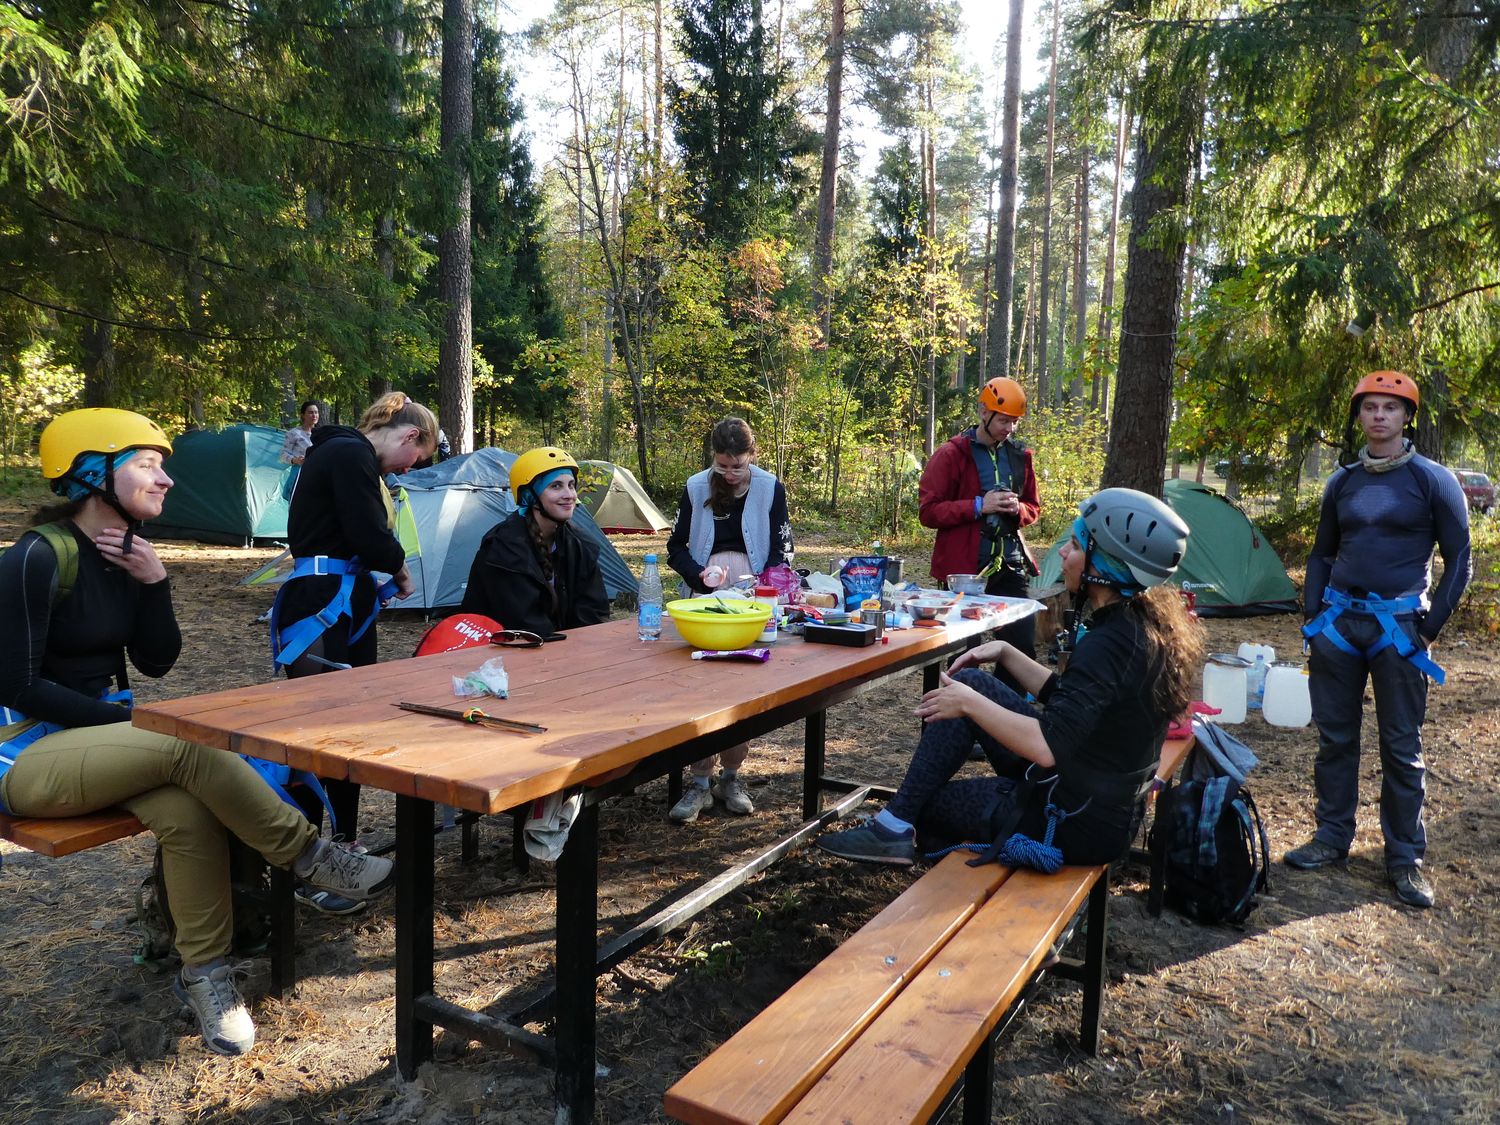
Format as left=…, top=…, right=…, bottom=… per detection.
left=813, top=0, right=845, bottom=340
left=372, top=21, right=404, bottom=405
left=437, top=0, right=475, bottom=454
left=1035, top=0, right=1061, bottom=405
left=81, top=308, right=117, bottom=407
left=1094, top=94, right=1129, bottom=417
left=985, top=0, right=1026, bottom=377
left=922, top=77, right=938, bottom=456
left=1102, top=83, right=1201, bottom=495
left=1071, top=143, right=1089, bottom=402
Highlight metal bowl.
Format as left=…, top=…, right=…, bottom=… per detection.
left=907, top=597, right=954, bottom=621
left=945, top=574, right=987, bottom=595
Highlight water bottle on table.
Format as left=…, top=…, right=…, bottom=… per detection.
left=638, top=554, right=663, bottom=642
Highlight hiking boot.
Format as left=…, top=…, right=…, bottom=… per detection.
left=669, top=784, right=715, bottom=824
left=294, top=882, right=368, bottom=916
left=711, top=772, right=754, bottom=816
left=175, top=964, right=255, bottom=1056
left=295, top=840, right=394, bottom=900
left=817, top=821, right=917, bottom=868
left=1284, top=838, right=1348, bottom=870
left=1390, top=866, right=1435, bottom=909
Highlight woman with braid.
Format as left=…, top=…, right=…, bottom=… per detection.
left=460, top=447, right=610, bottom=637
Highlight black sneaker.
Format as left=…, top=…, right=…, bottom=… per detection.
left=1284, top=838, right=1348, bottom=869
left=1390, top=866, right=1434, bottom=909
left=817, top=822, right=917, bottom=867
left=294, top=883, right=368, bottom=916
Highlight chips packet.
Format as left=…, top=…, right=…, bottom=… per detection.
left=839, top=556, right=889, bottom=611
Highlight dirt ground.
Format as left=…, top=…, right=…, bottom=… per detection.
left=2, top=507, right=1497, bottom=1125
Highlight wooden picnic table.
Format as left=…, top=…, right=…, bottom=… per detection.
left=133, top=604, right=1035, bottom=1122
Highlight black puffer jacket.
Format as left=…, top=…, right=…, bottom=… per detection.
left=459, top=513, right=610, bottom=636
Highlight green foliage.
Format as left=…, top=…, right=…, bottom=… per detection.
left=1022, top=406, right=1109, bottom=545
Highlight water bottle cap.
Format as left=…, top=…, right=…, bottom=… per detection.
left=644, top=554, right=657, bottom=563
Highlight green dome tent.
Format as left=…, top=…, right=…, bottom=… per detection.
left=1031, top=478, right=1298, bottom=617
left=575, top=460, right=671, bottom=534
left=148, top=424, right=293, bottom=545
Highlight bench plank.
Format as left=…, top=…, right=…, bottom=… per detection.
left=0, top=810, right=145, bottom=858
left=663, top=853, right=1016, bottom=1125
left=780, top=864, right=1104, bottom=1125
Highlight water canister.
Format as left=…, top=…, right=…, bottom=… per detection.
left=1263, top=662, right=1312, bottom=728
left=1203, top=653, right=1251, bottom=724
left=1237, top=642, right=1276, bottom=667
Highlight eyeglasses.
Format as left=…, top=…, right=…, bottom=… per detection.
left=490, top=629, right=546, bottom=648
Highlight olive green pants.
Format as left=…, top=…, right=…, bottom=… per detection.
left=1, top=722, right=316, bottom=965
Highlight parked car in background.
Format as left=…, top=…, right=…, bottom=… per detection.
left=1453, top=469, right=1495, bottom=515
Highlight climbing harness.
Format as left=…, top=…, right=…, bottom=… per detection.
left=268, top=555, right=399, bottom=669
left=1302, top=586, right=1446, bottom=684
left=0, top=690, right=132, bottom=813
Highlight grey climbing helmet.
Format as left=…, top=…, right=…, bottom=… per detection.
left=1078, top=487, right=1189, bottom=589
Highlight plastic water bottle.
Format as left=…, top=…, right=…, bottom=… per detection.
left=1247, top=653, right=1268, bottom=710
left=637, top=554, right=663, bottom=642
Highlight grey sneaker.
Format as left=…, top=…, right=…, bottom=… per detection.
left=669, top=783, right=715, bottom=824
left=294, top=882, right=368, bottom=916
left=817, top=821, right=917, bottom=867
left=296, top=840, right=394, bottom=900
left=1390, top=866, right=1434, bottom=908
left=711, top=772, right=754, bottom=815
left=1284, top=838, right=1348, bottom=870
left=175, top=964, right=255, bottom=1056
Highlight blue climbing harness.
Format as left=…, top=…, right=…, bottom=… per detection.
left=0, top=690, right=132, bottom=813
left=268, top=555, right=399, bottom=669
left=1301, top=586, right=1446, bottom=684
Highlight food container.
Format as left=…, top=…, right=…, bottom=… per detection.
left=859, top=598, right=885, bottom=639
left=1203, top=653, right=1251, bottom=724
left=754, top=585, right=780, bottom=644
left=945, top=574, right=987, bottom=595
left=907, top=597, right=954, bottom=622
left=665, top=599, right=773, bottom=650
left=1263, top=663, right=1312, bottom=728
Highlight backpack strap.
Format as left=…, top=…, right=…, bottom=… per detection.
left=28, top=522, right=80, bottom=605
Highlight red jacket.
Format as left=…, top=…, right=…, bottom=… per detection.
left=919, top=429, right=1041, bottom=583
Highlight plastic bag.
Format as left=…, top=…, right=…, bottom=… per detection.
left=839, top=556, right=889, bottom=611
left=453, top=655, right=509, bottom=699
left=757, top=562, right=800, bottom=603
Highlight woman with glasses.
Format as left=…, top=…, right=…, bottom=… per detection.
left=664, top=417, right=794, bottom=822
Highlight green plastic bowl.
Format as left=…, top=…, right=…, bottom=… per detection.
left=664, top=598, right=773, bottom=649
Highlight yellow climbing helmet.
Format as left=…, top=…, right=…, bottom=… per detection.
left=509, top=446, right=579, bottom=498
left=39, top=408, right=173, bottom=480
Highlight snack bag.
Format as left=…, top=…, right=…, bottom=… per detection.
left=757, top=562, right=800, bottom=603
left=839, top=556, right=889, bottom=612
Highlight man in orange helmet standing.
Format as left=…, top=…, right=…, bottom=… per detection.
left=919, top=377, right=1042, bottom=669
left=1288, top=371, right=1470, bottom=908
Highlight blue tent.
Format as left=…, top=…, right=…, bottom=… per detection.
left=394, top=448, right=637, bottom=610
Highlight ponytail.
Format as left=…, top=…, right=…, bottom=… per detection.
left=358, top=392, right=439, bottom=451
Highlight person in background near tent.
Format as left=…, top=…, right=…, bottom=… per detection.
left=279, top=400, right=319, bottom=500
left=1287, top=371, right=1470, bottom=909
left=665, top=417, right=794, bottom=823
left=919, top=377, right=1041, bottom=682
left=459, top=446, right=610, bottom=637
left=818, top=488, right=1202, bottom=868
left=269, top=391, right=436, bottom=912
left=0, top=409, right=394, bottom=1057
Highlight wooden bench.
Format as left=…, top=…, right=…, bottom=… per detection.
left=1, top=808, right=298, bottom=996
left=664, top=733, right=1196, bottom=1125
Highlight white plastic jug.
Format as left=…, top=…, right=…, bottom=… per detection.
left=1203, top=654, right=1250, bottom=724
left=1237, top=642, right=1276, bottom=667
left=1263, top=663, right=1312, bottom=728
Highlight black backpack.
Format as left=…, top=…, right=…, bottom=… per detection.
left=1151, top=726, right=1271, bottom=926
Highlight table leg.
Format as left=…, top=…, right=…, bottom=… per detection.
left=802, top=709, right=827, bottom=821
left=923, top=661, right=940, bottom=692
left=555, top=799, right=599, bottom=1122
left=395, top=794, right=436, bottom=1080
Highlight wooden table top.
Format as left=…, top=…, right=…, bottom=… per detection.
left=134, top=609, right=1030, bottom=816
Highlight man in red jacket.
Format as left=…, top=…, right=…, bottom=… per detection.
left=919, top=377, right=1042, bottom=664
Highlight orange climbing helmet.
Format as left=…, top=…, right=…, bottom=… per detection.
left=1351, top=370, right=1419, bottom=414
left=978, top=377, right=1027, bottom=419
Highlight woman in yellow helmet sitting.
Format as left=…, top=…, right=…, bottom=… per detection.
left=459, top=446, right=610, bottom=637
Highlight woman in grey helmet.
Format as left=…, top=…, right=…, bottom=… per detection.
left=819, top=488, right=1205, bottom=868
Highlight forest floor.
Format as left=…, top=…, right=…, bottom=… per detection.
left=2, top=502, right=1498, bottom=1124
